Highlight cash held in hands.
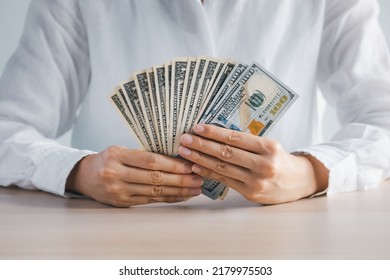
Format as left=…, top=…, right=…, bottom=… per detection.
left=109, top=56, right=298, bottom=200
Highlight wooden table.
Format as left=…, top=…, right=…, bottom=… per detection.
left=1, top=182, right=389, bottom=260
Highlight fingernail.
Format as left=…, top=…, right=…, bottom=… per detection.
left=192, top=165, right=202, bottom=173
left=192, top=176, right=203, bottom=187
left=183, top=162, right=193, bottom=173
left=181, top=134, right=193, bottom=145
left=193, top=124, right=205, bottom=134
left=179, top=146, right=192, bottom=156
left=190, top=188, right=202, bottom=196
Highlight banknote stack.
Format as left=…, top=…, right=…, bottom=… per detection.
left=109, top=56, right=298, bottom=200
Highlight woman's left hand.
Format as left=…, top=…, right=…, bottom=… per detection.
left=179, top=124, right=328, bottom=204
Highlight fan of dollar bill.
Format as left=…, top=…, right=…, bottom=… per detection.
left=109, top=56, right=298, bottom=200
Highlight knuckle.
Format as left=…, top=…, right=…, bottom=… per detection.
left=104, top=146, right=121, bottom=160
left=178, top=187, right=183, bottom=197
left=191, top=150, right=202, bottom=163
left=208, top=125, right=216, bottom=138
left=179, top=175, right=185, bottom=187
left=98, top=167, right=116, bottom=181
left=146, top=154, right=159, bottom=170
left=172, top=161, right=180, bottom=173
left=243, top=179, right=266, bottom=203
left=227, top=130, right=241, bottom=144
left=264, top=161, right=278, bottom=178
left=151, top=185, right=163, bottom=196
left=245, top=192, right=261, bottom=203
left=104, top=184, right=121, bottom=197
left=215, top=161, right=226, bottom=172
left=198, top=138, right=207, bottom=151
left=219, top=144, right=233, bottom=160
left=253, top=178, right=266, bottom=191
left=267, top=140, right=283, bottom=154
left=149, top=171, right=163, bottom=185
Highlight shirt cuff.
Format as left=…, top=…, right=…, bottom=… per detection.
left=30, top=146, right=95, bottom=197
left=293, top=144, right=352, bottom=196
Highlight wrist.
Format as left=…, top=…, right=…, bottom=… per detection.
left=296, top=153, right=329, bottom=195
left=65, top=155, right=90, bottom=195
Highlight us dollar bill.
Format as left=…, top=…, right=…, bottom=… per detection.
left=147, top=69, right=163, bottom=154
left=181, top=56, right=207, bottom=134
left=154, top=65, right=168, bottom=154
left=200, top=62, right=248, bottom=123
left=209, top=62, right=298, bottom=136
left=188, top=58, right=219, bottom=129
left=121, top=78, right=154, bottom=152
left=164, top=64, right=173, bottom=155
left=171, top=58, right=188, bottom=156
left=174, top=58, right=220, bottom=155
left=176, top=58, right=196, bottom=139
left=134, top=71, right=161, bottom=153
left=196, top=60, right=235, bottom=125
left=109, top=88, right=146, bottom=149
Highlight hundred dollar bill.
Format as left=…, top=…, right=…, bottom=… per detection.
left=176, top=58, right=196, bottom=139
left=109, top=88, right=146, bottom=149
left=188, top=58, right=220, bottom=129
left=196, top=60, right=236, bottom=125
left=209, top=62, right=298, bottom=136
left=200, top=62, right=248, bottom=123
left=147, top=69, right=164, bottom=154
left=181, top=56, right=208, bottom=135
left=171, top=58, right=188, bottom=156
left=153, top=65, right=168, bottom=154
left=164, top=63, right=173, bottom=155
left=134, top=71, right=161, bottom=153
left=173, top=57, right=220, bottom=155
left=121, top=78, right=154, bottom=152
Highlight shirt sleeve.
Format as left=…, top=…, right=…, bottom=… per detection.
left=0, top=0, right=94, bottom=196
left=295, top=0, right=390, bottom=195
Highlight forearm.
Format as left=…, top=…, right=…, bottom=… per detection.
left=0, top=118, right=93, bottom=196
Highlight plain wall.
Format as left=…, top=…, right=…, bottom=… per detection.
left=1, top=0, right=390, bottom=144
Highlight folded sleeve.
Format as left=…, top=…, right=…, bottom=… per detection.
left=296, top=0, right=390, bottom=195
left=0, top=0, right=94, bottom=196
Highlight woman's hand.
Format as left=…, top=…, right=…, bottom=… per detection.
left=66, top=146, right=203, bottom=207
left=179, top=124, right=328, bottom=204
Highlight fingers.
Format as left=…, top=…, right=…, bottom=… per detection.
left=114, top=164, right=203, bottom=187
left=126, top=184, right=202, bottom=197
left=178, top=145, right=250, bottom=182
left=128, top=196, right=186, bottom=206
left=190, top=164, right=247, bottom=196
left=180, top=132, right=260, bottom=170
left=122, top=149, right=193, bottom=173
left=103, top=195, right=189, bottom=208
left=191, top=124, right=277, bottom=154
left=101, top=184, right=202, bottom=207
left=95, top=182, right=201, bottom=208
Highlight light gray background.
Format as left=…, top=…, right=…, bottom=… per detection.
left=1, top=0, right=390, bottom=145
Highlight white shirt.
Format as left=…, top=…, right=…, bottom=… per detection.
left=1, top=0, right=390, bottom=197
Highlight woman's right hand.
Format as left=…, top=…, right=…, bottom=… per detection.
left=66, top=146, right=203, bottom=207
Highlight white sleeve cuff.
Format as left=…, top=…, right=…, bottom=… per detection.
left=30, top=147, right=95, bottom=197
